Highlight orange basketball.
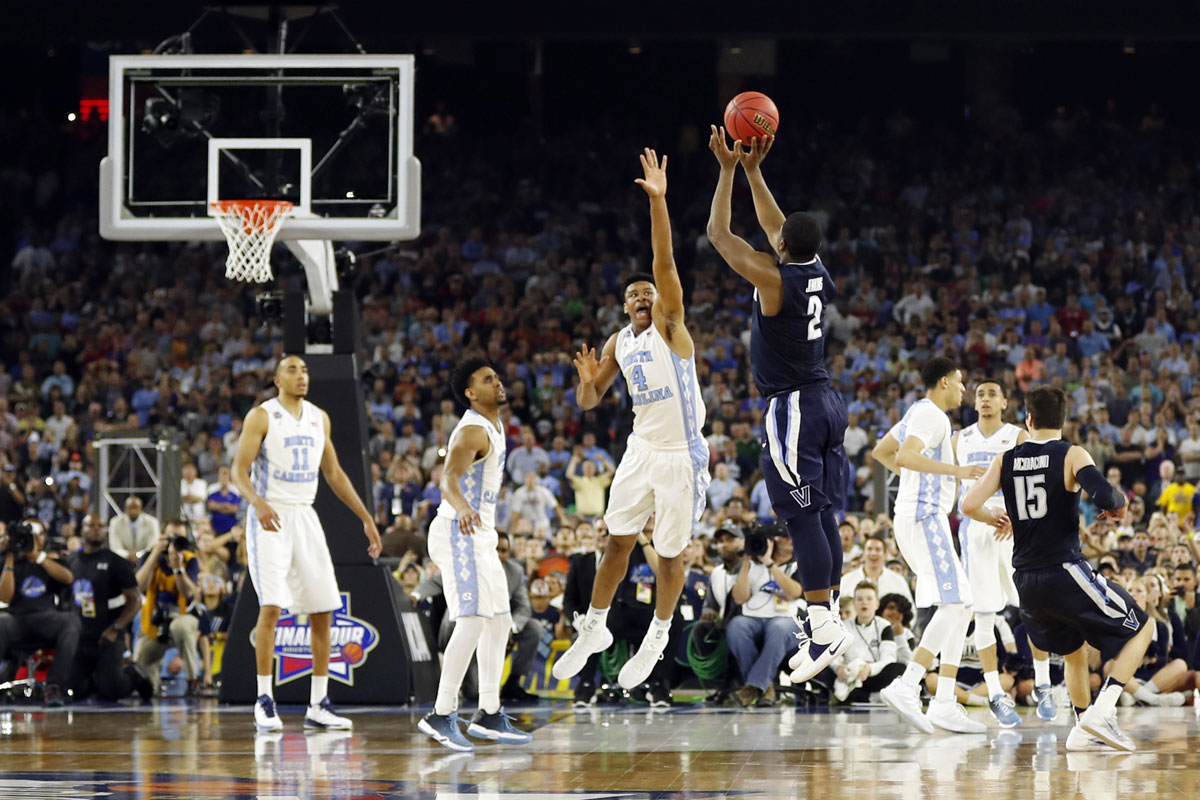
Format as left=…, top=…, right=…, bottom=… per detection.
left=341, top=642, right=364, bottom=665
left=723, top=91, right=780, bottom=142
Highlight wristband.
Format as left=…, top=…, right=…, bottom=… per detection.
left=35, top=552, right=46, bottom=565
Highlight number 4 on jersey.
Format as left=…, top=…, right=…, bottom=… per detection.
left=630, top=364, right=649, bottom=392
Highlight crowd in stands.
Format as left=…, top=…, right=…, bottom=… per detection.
left=2, top=95, right=1200, bottom=705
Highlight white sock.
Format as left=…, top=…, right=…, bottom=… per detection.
left=1133, top=684, right=1158, bottom=704
left=434, top=615, right=487, bottom=715
left=256, top=674, right=273, bottom=700
left=1141, top=679, right=1160, bottom=694
left=808, top=604, right=835, bottom=642
left=584, top=605, right=609, bottom=632
left=966, top=692, right=989, bottom=706
left=477, top=613, right=511, bottom=715
left=1033, top=657, right=1050, bottom=687
left=983, top=671, right=1005, bottom=699
left=310, top=675, right=328, bottom=707
left=935, top=674, right=957, bottom=703
left=901, top=660, right=926, bottom=689
left=1093, top=680, right=1124, bottom=717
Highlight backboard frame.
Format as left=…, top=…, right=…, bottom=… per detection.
left=99, top=53, right=420, bottom=242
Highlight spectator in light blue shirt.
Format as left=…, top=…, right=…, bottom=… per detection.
left=130, top=378, right=160, bottom=427
left=39, top=360, right=74, bottom=399
left=579, top=432, right=615, bottom=475
left=507, top=426, right=550, bottom=484
left=750, top=478, right=774, bottom=522
left=546, top=436, right=572, bottom=478
left=1076, top=320, right=1110, bottom=360
left=706, top=462, right=738, bottom=510
left=1024, top=290, right=1056, bottom=330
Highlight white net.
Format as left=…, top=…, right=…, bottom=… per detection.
left=209, top=200, right=293, bottom=283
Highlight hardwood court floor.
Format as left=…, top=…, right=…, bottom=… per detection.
left=0, top=699, right=1197, bottom=798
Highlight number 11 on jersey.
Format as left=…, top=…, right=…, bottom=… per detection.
left=291, top=448, right=310, bottom=471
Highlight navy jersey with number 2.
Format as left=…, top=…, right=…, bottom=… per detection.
left=750, top=258, right=833, bottom=398
left=754, top=256, right=847, bottom=533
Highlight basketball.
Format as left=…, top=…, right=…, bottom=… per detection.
left=723, top=91, right=780, bottom=142
left=341, top=642, right=364, bottom=665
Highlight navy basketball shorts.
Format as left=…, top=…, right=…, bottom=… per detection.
left=760, top=382, right=849, bottom=528
left=1014, top=560, right=1149, bottom=661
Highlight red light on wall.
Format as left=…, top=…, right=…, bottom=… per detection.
left=79, top=98, right=109, bottom=121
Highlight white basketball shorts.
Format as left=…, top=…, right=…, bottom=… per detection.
left=959, top=518, right=1020, bottom=613
left=893, top=513, right=973, bottom=609
left=428, top=515, right=510, bottom=620
left=245, top=503, right=341, bottom=614
left=604, top=434, right=711, bottom=559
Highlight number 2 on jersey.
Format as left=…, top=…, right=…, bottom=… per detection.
left=291, top=448, right=309, bottom=471
left=629, top=364, right=649, bottom=392
left=1012, top=474, right=1047, bottom=520
left=807, top=295, right=823, bottom=341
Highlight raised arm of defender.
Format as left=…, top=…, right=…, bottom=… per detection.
left=634, top=148, right=689, bottom=354
left=574, top=335, right=619, bottom=411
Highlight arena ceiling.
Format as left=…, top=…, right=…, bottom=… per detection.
left=6, top=1, right=1200, bottom=46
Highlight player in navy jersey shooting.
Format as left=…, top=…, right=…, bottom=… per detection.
left=706, top=128, right=852, bottom=681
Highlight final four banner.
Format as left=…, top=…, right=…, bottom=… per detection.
left=221, top=564, right=438, bottom=704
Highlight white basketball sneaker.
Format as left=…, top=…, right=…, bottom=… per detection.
left=304, top=697, right=353, bottom=730
left=254, top=694, right=283, bottom=732
left=788, top=618, right=851, bottom=683
left=926, top=698, right=988, bottom=734
left=552, top=615, right=614, bottom=681
left=880, top=679, right=935, bottom=734
left=618, top=623, right=670, bottom=690
left=1078, top=707, right=1135, bottom=752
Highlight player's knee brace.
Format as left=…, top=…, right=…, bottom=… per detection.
left=973, top=612, right=997, bottom=651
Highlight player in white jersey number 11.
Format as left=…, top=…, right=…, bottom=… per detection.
left=232, top=355, right=382, bottom=733
left=553, top=148, right=712, bottom=697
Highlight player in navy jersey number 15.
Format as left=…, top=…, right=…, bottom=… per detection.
left=963, top=386, right=1152, bottom=752
left=705, top=127, right=852, bottom=682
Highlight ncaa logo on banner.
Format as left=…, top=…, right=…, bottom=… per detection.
left=256, top=592, right=380, bottom=686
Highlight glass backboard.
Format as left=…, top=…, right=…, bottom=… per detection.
left=99, top=54, right=420, bottom=242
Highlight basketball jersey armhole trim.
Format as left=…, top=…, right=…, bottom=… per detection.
left=452, top=418, right=498, bottom=464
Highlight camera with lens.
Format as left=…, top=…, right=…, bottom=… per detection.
left=149, top=604, right=180, bottom=642
left=157, top=535, right=193, bottom=570
left=744, top=525, right=770, bottom=560
left=3, top=520, right=37, bottom=556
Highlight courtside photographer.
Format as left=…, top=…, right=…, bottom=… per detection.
left=0, top=517, right=80, bottom=706
left=134, top=519, right=202, bottom=696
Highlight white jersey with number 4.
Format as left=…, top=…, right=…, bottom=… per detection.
left=436, top=409, right=507, bottom=531
left=252, top=397, right=326, bottom=506
left=956, top=422, right=1022, bottom=513
left=615, top=322, right=705, bottom=445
